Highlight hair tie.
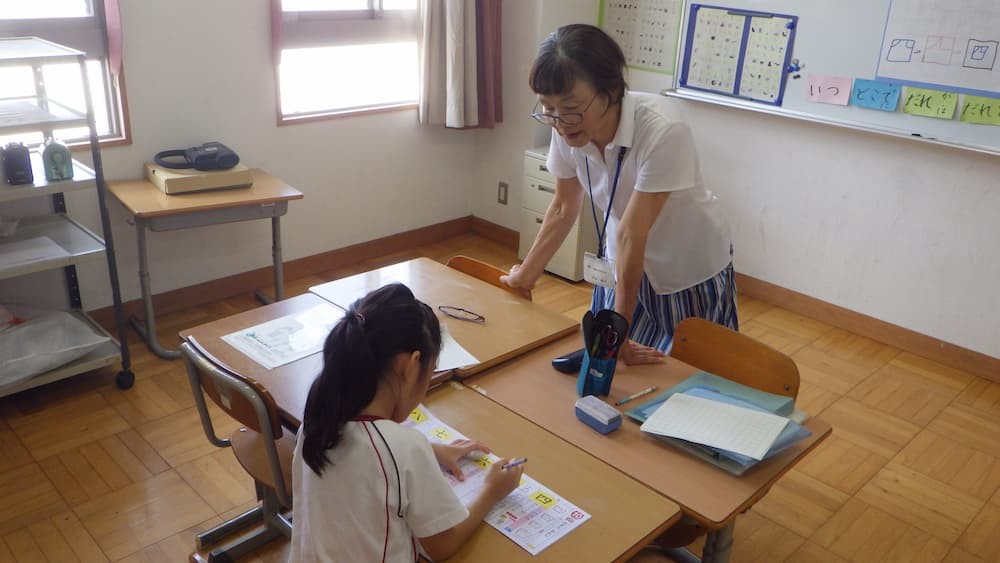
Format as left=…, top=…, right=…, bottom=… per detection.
left=354, top=312, right=365, bottom=324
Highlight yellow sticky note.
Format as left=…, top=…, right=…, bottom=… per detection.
left=960, top=95, right=1000, bottom=125
left=903, top=87, right=958, bottom=119
left=408, top=408, right=428, bottom=423
left=431, top=427, right=453, bottom=442
left=530, top=491, right=558, bottom=508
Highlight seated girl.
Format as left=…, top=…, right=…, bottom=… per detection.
left=289, top=283, right=524, bottom=562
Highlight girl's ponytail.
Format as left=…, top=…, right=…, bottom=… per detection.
left=301, top=283, right=441, bottom=475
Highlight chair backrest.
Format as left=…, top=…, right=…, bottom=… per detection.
left=446, top=255, right=532, bottom=300
left=670, top=317, right=800, bottom=398
left=181, top=341, right=291, bottom=503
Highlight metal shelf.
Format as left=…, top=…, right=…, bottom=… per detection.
left=0, top=35, right=133, bottom=390
left=0, top=152, right=97, bottom=202
left=0, top=36, right=85, bottom=66
left=0, top=214, right=105, bottom=281
left=0, top=98, right=89, bottom=136
left=0, top=311, right=120, bottom=398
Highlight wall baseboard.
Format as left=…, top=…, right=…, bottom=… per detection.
left=470, top=216, right=519, bottom=248
left=89, top=216, right=474, bottom=329
left=735, top=273, right=1000, bottom=383
left=91, top=215, right=999, bottom=383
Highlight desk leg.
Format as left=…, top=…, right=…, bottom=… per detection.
left=254, top=215, right=284, bottom=305
left=658, top=521, right=734, bottom=563
left=700, top=523, right=734, bottom=563
left=128, top=218, right=181, bottom=360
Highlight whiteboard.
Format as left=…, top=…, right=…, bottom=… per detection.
left=666, top=0, right=1000, bottom=155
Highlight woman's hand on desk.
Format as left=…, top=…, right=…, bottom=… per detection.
left=431, top=439, right=491, bottom=481
left=499, top=264, right=535, bottom=299
left=619, top=340, right=667, bottom=366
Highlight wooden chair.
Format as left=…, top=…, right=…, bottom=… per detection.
left=654, top=317, right=801, bottom=552
left=181, top=341, right=294, bottom=562
left=670, top=317, right=799, bottom=398
left=446, top=255, right=532, bottom=300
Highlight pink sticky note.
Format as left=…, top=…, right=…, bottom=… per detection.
left=806, top=75, right=853, bottom=106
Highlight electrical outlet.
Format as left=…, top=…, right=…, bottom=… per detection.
left=497, top=181, right=508, bottom=205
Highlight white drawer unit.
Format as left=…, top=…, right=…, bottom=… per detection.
left=519, top=147, right=598, bottom=281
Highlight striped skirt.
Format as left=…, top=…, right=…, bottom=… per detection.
left=589, top=262, right=739, bottom=353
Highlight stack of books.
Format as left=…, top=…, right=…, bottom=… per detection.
left=625, top=371, right=812, bottom=475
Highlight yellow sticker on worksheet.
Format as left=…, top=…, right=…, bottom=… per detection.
left=531, top=491, right=558, bottom=508
left=408, top=408, right=428, bottom=423
left=431, top=427, right=453, bottom=442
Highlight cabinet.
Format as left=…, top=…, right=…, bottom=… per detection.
left=519, top=147, right=598, bottom=282
left=0, top=37, right=132, bottom=395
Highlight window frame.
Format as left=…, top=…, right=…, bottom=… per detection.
left=276, top=1, right=420, bottom=125
left=0, top=0, right=132, bottom=148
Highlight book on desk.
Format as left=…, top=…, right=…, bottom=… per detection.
left=625, top=371, right=812, bottom=476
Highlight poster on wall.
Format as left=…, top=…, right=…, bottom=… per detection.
left=679, top=4, right=798, bottom=105
left=599, top=0, right=684, bottom=76
left=876, top=0, right=1000, bottom=97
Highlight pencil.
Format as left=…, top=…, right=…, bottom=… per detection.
left=615, top=386, right=658, bottom=406
left=502, top=458, right=527, bottom=470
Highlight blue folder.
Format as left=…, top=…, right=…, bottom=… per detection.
left=627, top=383, right=811, bottom=475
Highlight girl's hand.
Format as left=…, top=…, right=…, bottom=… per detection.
left=482, top=458, right=524, bottom=503
left=618, top=339, right=667, bottom=366
left=499, top=264, right=535, bottom=299
left=431, top=439, right=491, bottom=481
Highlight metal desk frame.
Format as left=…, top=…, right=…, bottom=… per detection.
left=130, top=202, right=289, bottom=360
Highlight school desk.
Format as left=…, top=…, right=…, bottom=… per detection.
left=465, top=335, right=833, bottom=563
left=180, top=315, right=683, bottom=562
left=308, top=257, right=578, bottom=378
left=179, top=293, right=328, bottom=426
left=108, top=169, right=303, bottom=360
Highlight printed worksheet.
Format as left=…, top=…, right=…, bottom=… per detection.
left=436, top=327, right=479, bottom=372
left=404, top=405, right=591, bottom=555
left=222, top=302, right=342, bottom=369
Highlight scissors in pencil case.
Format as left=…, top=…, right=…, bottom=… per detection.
left=583, top=309, right=629, bottom=360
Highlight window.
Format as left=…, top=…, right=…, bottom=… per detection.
left=277, top=0, right=420, bottom=121
left=0, top=0, right=127, bottom=146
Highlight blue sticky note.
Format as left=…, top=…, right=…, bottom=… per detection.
left=851, top=79, right=902, bottom=112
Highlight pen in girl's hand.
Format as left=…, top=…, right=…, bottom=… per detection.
left=502, top=458, right=527, bottom=470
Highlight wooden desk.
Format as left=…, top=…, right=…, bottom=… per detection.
left=180, top=293, right=326, bottom=425
left=466, top=335, right=832, bottom=563
left=109, top=169, right=303, bottom=360
left=309, top=258, right=578, bottom=378
left=180, top=303, right=682, bottom=562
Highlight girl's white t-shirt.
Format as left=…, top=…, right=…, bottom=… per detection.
left=290, top=420, right=469, bottom=562
left=547, top=91, right=732, bottom=294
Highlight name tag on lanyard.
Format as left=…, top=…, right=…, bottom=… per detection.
left=584, top=146, right=628, bottom=289
left=583, top=252, right=616, bottom=287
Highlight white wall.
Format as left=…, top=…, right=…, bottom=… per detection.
left=475, top=2, right=1000, bottom=359
left=472, top=0, right=597, bottom=229
left=2, top=0, right=481, bottom=310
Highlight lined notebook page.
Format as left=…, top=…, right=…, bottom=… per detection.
left=640, top=393, right=789, bottom=460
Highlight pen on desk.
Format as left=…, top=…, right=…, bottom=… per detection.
left=615, top=386, right=658, bottom=406
left=502, top=458, right=527, bottom=470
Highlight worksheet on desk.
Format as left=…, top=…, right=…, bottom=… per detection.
left=221, top=303, right=343, bottom=369
left=404, top=404, right=591, bottom=555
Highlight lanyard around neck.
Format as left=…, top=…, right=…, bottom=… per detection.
left=585, top=145, right=628, bottom=259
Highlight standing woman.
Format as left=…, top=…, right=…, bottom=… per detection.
left=502, top=24, right=737, bottom=364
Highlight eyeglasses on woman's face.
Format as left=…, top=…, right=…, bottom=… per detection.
left=530, top=93, right=599, bottom=127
